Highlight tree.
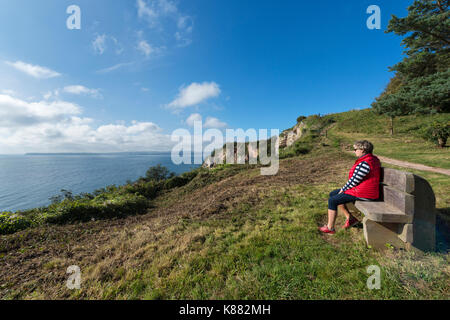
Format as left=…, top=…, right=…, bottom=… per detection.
left=372, top=0, right=450, bottom=133
left=373, top=69, right=450, bottom=115
left=372, top=73, right=406, bottom=134
left=387, top=0, right=450, bottom=79
left=145, top=164, right=175, bottom=182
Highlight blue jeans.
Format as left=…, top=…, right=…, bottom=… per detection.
left=328, top=189, right=359, bottom=211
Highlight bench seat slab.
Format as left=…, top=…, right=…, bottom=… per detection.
left=355, top=201, right=413, bottom=223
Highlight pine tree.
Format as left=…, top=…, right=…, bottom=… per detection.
left=372, top=0, right=450, bottom=130
left=388, top=0, right=449, bottom=78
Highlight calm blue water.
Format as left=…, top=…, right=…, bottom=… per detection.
left=0, top=153, right=200, bottom=212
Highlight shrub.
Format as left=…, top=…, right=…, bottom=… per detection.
left=180, top=169, right=201, bottom=181
left=279, top=140, right=313, bottom=159
left=0, top=212, right=34, bottom=235
left=297, top=116, right=306, bottom=123
left=123, top=180, right=161, bottom=199
left=421, top=121, right=450, bottom=148
left=322, top=117, right=336, bottom=126
left=1, top=192, right=150, bottom=234
left=145, top=164, right=175, bottom=182
left=293, top=142, right=313, bottom=155
left=164, top=176, right=189, bottom=189
left=45, top=200, right=98, bottom=224
left=45, top=193, right=149, bottom=224
left=279, top=149, right=296, bottom=159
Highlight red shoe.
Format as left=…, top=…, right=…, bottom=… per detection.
left=319, top=225, right=336, bottom=234
left=342, top=216, right=359, bottom=229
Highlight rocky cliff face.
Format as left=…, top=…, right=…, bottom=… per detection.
left=202, top=121, right=306, bottom=168
left=279, top=121, right=307, bottom=148
left=202, top=142, right=258, bottom=168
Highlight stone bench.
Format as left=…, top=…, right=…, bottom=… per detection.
left=354, top=167, right=436, bottom=251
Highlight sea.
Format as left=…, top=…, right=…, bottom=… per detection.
left=0, top=152, right=201, bottom=212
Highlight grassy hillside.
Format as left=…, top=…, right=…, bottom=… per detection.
left=0, top=109, right=449, bottom=300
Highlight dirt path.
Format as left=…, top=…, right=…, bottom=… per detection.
left=376, top=155, right=450, bottom=176
left=343, top=148, right=450, bottom=176
left=323, top=122, right=450, bottom=176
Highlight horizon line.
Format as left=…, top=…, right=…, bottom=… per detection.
left=0, top=151, right=208, bottom=156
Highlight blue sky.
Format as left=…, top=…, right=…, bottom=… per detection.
left=0, top=0, right=411, bottom=154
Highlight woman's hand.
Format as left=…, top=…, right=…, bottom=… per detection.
left=339, top=189, right=344, bottom=194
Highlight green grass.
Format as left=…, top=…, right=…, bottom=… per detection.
left=73, top=181, right=449, bottom=300
left=83, top=143, right=449, bottom=300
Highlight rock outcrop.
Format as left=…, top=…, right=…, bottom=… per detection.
left=202, top=142, right=254, bottom=168
left=279, top=121, right=307, bottom=148
left=202, top=121, right=306, bottom=169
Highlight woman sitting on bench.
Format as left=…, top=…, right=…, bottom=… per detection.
left=319, top=140, right=381, bottom=234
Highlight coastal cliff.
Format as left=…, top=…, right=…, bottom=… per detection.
left=202, top=120, right=308, bottom=168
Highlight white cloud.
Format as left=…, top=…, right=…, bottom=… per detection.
left=5, top=61, right=61, bottom=79
left=135, top=31, right=165, bottom=58
left=63, top=85, right=102, bottom=99
left=137, top=0, right=179, bottom=23
left=43, top=89, right=60, bottom=100
left=186, top=113, right=202, bottom=127
left=96, top=62, right=134, bottom=74
left=0, top=94, right=174, bottom=154
left=0, top=94, right=81, bottom=128
left=175, top=16, right=194, bottom=47
left=111, top=37, right=124, bottom=55
left=168, top=82, right=221, bottom=109
left=136, top=0, right=193, bottom=46
left=95, top=121, right=162, bottom=143
left=185, top=113, right=227, bottom=129
left=92, top=34, right=107, bottom=55
left=43, top=92, right=53, bottom=100
left=177, top=16, right=192, bottom=31
left=92, top=34, right=124, bottom=55
left=137, top=0, right=158, bottom=24
left=1, top=89, right=16, bottom=96
left=159, top=0, right=178, bottom=14
left=174, top=31, right=192, bottom=47
left=204, top=116, right=227, bottom=129
left=137, top=40, right=154, bottom=57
